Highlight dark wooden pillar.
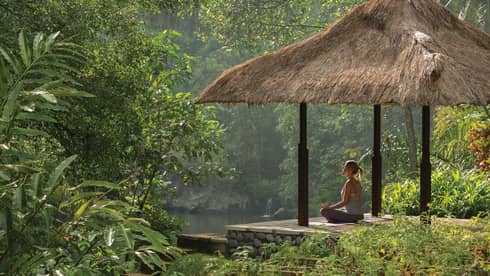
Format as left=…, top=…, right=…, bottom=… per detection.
left=372, top=105, right=382, bottom=216
left=298, top=103, right=309, bottom=226
left=420, top=106, right=431, bottom=221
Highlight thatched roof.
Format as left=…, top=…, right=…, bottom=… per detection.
left=195, top=0, right=490, bottom=106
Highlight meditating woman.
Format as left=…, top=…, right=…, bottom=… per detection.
left=320, top=160, right=364, bottom=223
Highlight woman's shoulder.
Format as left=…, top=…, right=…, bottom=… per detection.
left=346, top=179, right=361, bottom=190
left=346, top=178, right=359, bottom=185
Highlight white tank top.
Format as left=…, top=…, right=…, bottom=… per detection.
left=341, top=183, right=362, bottom=215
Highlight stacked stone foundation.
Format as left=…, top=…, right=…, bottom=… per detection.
left=226, top=229, right=307, bottom=258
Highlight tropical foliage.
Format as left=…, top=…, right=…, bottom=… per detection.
left=0, top=31, right=183, bottom=274
left=383, top=166, right=490, bottom=218
left=167, top=217, right=490, bottom=275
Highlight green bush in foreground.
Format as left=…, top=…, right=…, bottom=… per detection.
left=315, top=217, right=489, bottom=275
left=172, top=217, right=489, bottom=275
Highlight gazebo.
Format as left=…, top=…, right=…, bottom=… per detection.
left=195, top=0, right=490, bottom=226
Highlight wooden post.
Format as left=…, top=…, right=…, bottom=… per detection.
left=420, top=106, right=431, bottom=222
left=298, top=103, right=309, bottom=226
left=372, top=105, right=382, bottom=216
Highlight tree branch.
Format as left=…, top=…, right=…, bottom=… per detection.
left=139, top=168, right=157, bottom=210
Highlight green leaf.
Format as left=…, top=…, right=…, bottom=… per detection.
left=126, top=220, right=171, bottom=254
left=0, top=47, right=21, bottom=75
left=26, top=68, right=64, bottom=78
left=49, top=87, right=95, bottom=98
left=34, top=79, right=63, bottom=90
left=23, top=90, right=57, bottom=103
left=18, top=31, right=32, bottom=67
left=119, top=224, right=134, bottom=249
left=0, top=164, right=42, bottom=174
left=35, top=102, right=68, bottom=112
left=87, top=206, right=125, bottom=221
left=135, top=251, right=155, bottom=271
left=45, top=53, right=85, bottom=65
left=22, top=78, right=60, bottom=85
left=46, top=155, right=77, bottom=189
left=2, top=84, right=22, bottom=122
left=37, top=60, right=80, bottom=74
left=15, top=112, right=57, bottom=123
left=104, top=227, right=115, bottom=247
left=74, top=200, right=91, bottom=219
left=59, top=192, right=104, bottom=209
left=52, top=44, right=87, bottom=60
left=126, top=217, right=151, bottom=226
left=78, top=180, right=119, bottom=190
left=32, top=33, right=44, bottom=59
left=44, top=31, right=60, bottom=52
left=0, top=57, right=13, bottom=97
left=53, top=42, right=85, bottom=50
left=139, top=245, right=181, bottom=260
left=145, top=249, right=167, bottom=270
left=11, top=128, right=49, bottom=137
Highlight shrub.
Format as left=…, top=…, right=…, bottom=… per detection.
left=383, top=168, right=489, bottom=218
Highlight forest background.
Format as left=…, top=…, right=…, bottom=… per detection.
left=0, top=0, right=488, bottom=274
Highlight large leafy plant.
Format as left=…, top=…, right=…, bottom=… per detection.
left=383, top=166, right=490, bottom=218
left=0, top=32, right=179, bottom=274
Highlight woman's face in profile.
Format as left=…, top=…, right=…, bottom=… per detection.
left=343, top=166, right=353, bottom=177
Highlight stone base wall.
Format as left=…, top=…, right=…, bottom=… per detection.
left=226, top=230, right=304, bottom=257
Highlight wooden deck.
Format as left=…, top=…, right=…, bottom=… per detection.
left=225, top=214, right=393, bottom=235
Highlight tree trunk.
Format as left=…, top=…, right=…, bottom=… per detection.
left=487, top=0, right=490, bottom=33
left=139, top=169, right=157, bottom=210
left=403, top=106, right=418, bottom=177
left=191, top=2, right=200, bottom=33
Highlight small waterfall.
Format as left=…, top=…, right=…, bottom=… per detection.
left=263, top=198, right=272, bottom=217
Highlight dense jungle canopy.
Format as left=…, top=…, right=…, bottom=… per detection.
left=0, top=0, right=488, bottom=274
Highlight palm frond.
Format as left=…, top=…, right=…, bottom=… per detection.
left=18, top=31, right=32, bottom=68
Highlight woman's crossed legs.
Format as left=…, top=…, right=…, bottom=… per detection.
left=321, top=208, right=364, bottom=223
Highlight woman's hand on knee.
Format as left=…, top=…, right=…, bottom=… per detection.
left=320, top=204, right=330, bottom=209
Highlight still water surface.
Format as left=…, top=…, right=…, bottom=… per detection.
left=170, top=211, right=273, bottom=234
